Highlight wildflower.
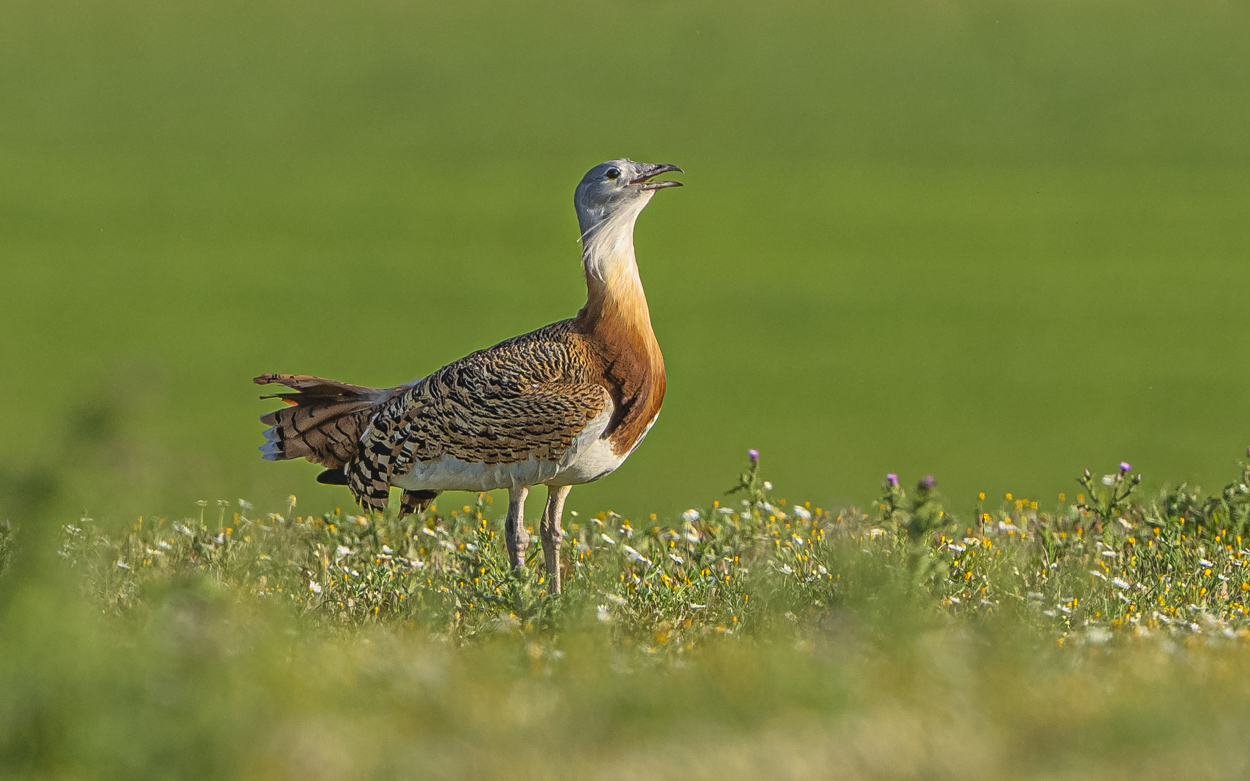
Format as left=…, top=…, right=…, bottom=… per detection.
left=596, top=605, right=612, bottom=623
left=689, top=603, right=707, bottom=609
left=886, top=474, right=899, bottom=487
left=115, top=560, right=130, bottom=570
left=309, top=581, right=322, bottom=594
left=238, top=499, right=254, bottom=510
left=682, top=509, right=701, bottom=523
left=335, top=545, right=356, bottom=557
left=1120, top=462, right=1132, bottom=473
left=1102, top=475, right=1115, bottom=486
left=1087, top=627, right=1112, bottom=644
left=921, top=475, right=937, bottom=489
left=763, top=481, right=773, bottom=491
left=779, top=564, right=794, bottom=575
left=748, top=448, right=760, bottom=464
left=793, top=505, right=812, bottom=520
left=600, top=533, right=616, bottom=546
left=1113, top=578, right=1131, bottom=589
left=623, top=545, right=651, bottom=565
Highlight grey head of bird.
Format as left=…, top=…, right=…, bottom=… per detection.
left=574, top=158, right=683, bottom=239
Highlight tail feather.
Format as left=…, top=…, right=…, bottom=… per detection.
left=254, top=373, right=395, bottom=469
left=315, top=467, right=349, bottom=485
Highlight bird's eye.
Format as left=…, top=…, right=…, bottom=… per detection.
left=605, top=168, right=621, bottom=180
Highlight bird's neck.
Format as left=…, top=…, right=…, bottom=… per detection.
left=576, top=206, right=658, bottom=354
left=575, top=204, right=667, bottom=455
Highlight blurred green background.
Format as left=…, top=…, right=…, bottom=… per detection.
left=2, top=0, right=1249, bottom=525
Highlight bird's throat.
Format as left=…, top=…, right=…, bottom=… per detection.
left=576, top=208, right=667, bottom=456
left=577, top=210, right=658, bottom=352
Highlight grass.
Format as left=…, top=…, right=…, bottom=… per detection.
left=7, top=455, right=1250, bottom=779
left=46, top=457, right=1250, bottom=641
left=6, top=0, right=1250, bottom=776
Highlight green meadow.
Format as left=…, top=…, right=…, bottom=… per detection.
left=7, top=456, right=1250, bottom=779
left=3, top=0, right=1249, bottom=524
left=4, top=2, right=1250, bottom=776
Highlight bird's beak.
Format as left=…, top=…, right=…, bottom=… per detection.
left=632, top=163, right=684, bottom=190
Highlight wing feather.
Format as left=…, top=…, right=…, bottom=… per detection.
left=346, top=322, right=608, bottom=507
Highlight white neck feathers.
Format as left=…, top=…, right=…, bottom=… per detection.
left=580, top=194, right=651, bottom=305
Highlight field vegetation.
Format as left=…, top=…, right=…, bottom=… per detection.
left=6, top=455, right=1250, bottom=779
left=5, top=0, right=1250, bottom=777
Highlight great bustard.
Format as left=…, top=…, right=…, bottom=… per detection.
left=254, top=159, right=682, bottom=593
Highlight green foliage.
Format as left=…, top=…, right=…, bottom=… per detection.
left=1160, top=461, right=1250, bottom=538
left=38, top=458, right=1250, bottom=648
left=7, top=459, right=1250, bottom=778
left=0, top=520, right=12, bottom=575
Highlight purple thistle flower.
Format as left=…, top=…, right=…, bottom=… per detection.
left=921, top=475, right=937, bottom=489
left=886, top=473, right=899, bottom=487
left=748, top=449, right=760, bottom=464
left=1119, top=462, right=1131, bottom=473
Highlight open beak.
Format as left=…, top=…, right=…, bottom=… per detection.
left=631, top=163, right=684, bottom=190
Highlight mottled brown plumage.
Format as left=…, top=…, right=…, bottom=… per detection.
left=255, top=158, right=682, bottom=589
left=343, top=320, right=614, bottom=510
left=255, top=374, right=399, bottom=468
left=255, top=314, right=662, bottom=511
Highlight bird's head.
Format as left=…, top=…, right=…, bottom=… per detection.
left=574, top=159, right=683, bottom=237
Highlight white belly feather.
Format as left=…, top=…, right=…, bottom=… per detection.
left=391, top=403, right=656, bottom=493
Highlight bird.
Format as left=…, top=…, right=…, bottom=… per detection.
left=254, top=158, right=683, bottom=593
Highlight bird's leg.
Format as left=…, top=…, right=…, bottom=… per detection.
left=505, top=486, right=530, bottom=572
left=540, top=485, right=571, bottom=594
